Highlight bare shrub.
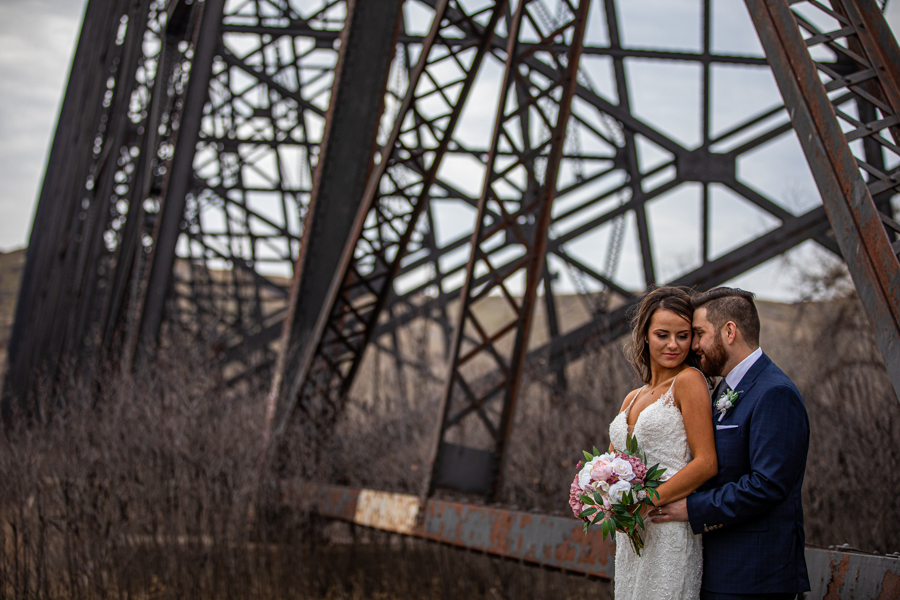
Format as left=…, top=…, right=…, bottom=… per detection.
left=772, top=259, right=900, bottom=553
left=0, top=342, right=276, bottom=598
left=499, top=344, right=637, bottom=512
left=0, top=332, right=614, bottom=598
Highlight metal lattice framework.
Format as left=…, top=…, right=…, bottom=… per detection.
left=5, top=0, right=900, bottom=590
left=424, top=0, right=590, bottom=500
left=5, top=0, right=900, bottom=520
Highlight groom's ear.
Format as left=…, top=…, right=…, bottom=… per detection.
left=723, top=321, right=738, bottom=345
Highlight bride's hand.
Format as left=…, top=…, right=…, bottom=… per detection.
left=629, top=503, right=655, bottom=520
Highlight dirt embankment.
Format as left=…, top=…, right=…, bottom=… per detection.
left=0, top=248, right=25, bottom=378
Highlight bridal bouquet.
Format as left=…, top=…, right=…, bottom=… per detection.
left=567, top=434, right=666, bottom=556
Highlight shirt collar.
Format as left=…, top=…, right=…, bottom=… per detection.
left=724, top=346, right=763, bottom=391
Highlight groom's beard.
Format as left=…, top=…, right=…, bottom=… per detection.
left=700, top=333, right=729, bottom=377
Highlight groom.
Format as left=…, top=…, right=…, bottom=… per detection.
left=655, top=287, right=810, bottom=600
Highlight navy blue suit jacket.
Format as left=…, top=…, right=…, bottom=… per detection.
left=686, top=352, right=811, bottom=594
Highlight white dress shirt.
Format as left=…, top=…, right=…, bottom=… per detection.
left=724, top=346, right=763, bottom=391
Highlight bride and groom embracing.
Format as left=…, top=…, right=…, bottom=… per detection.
left=606, top=286, right=810, bottom=600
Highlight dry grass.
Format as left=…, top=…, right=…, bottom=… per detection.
left=0, top=338, right=613, bottom=599
left=2, top=257, right=899, bottom=599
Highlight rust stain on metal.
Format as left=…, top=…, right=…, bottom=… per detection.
left=878, top=570, right=900, bottom=600
left=290, top=484, right=900, bottom=588
left=287, top=484, right=617, bottom=578
left=824, top=554, right=851, bottom=599
left=489, top=510, right=514, bottom=553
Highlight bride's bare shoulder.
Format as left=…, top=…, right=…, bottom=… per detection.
left=674, top=367, right=710, bottom=399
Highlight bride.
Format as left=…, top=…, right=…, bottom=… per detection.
left=608, top=287, right=717, bottom=599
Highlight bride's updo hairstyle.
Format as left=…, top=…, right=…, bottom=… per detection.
left=626, top=286, right=701, bottom=384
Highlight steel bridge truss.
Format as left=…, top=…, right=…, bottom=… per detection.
left=6, top=0, right=900, bottom=515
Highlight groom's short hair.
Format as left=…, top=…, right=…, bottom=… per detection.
left=692, top=287, right=760, bottom=346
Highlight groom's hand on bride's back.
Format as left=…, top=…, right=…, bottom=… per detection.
left=651, top=498, right=689, bottom=522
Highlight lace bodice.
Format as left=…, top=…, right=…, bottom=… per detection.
left=607, top=368, right=703, bottom=600
left=609, top=373, right=695, bottom=477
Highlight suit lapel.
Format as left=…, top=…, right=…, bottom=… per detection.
left=731, top=352, right=771, bottom=399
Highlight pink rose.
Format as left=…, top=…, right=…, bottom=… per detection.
left=591, top=460, right=614, bottom=482
left=625, top=455, right=648, bottom=484
left=569, top=475, right=585, bottom=518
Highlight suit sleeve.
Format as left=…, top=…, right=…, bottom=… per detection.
left=686, top=383, right=809, bottom=534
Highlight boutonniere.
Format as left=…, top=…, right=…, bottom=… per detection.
left=715, top=389, right=742, bottom=422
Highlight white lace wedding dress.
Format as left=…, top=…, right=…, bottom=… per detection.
left=608, top=370, right=703, bottom=600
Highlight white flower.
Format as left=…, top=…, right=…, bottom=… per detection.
left=592, top=480, right=610, bottom=495
left=607, top=480, right=633, bottom=504
left=578, top=457, right=601, bottom=488
left=610, top=457, right=635, bottom=481
left=578, top=459, right=595, bottom=489
left=637, top=489, right=647, bottom=501
left=715, top=390, right=742, bottom=422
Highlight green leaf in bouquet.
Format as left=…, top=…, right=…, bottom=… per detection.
left=647, top=488, right=659, bottom=500
left=583, top=450, right=593, bottom=462
left=635, top=510, right=644, bottom=530
left=579, top=507, right=598, bottom=518
left=592, top=446, right=601, bottom=456
left=579, top=494, right=595, bottom=506
left=593, top=491, right=604, bottom=506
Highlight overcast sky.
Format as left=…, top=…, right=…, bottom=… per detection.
left=1, top=0, right=899, bottom=301
left=0, top=0, right=88, bottom=253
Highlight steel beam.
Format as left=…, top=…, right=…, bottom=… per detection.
left=424, top=0, right=590, bottom=502
left=287, top=482, right=615, bottom=579
left=288, top=481, right=900, bottom=596
left=264, top=0, right=404, bottom=448
left=3, top=0, right=137, bottom=417
left=267, top=0, right=509, bottom=442
left=745, top=0, right=900, bottom=401
left=137, top=0, right=226, bottom=356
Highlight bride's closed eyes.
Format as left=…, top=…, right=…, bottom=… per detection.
left=653, top=331, right=691, bottom=340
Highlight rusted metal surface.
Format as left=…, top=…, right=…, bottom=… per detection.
left=262, top=0, right=403, bottom=451
left=288, top=483, right=614, bottom=578
left=806, top=546, right=900, bottom=600
left=291, top=483, right=900, bottom=593
left=8, top=0, right=867, bottom=415
left=267, top=0, right=507, bottom=444
left=425, top=0, right=591, bottom=502
left=745, top=0, right=900, bottom=402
